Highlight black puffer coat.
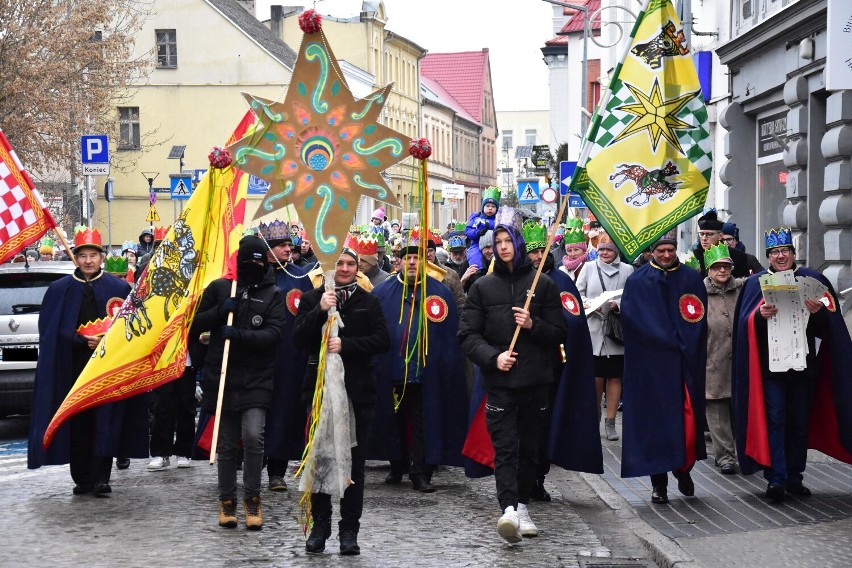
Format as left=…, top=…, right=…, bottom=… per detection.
left=193, top=270, right=286, bottom=413
left=458, top=225, right=567, bottom=392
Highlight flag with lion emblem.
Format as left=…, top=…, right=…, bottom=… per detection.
left=571, top=0, right=712, bottom=261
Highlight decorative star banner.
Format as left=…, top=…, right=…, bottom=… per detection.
left=227, top=20, right=405, bottom=269
left=570, top=0, right=712, bottom=261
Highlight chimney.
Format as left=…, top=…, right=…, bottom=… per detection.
left=271, top=5, right=283, bottom=40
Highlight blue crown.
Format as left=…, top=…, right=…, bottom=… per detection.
left=448, top=235, right=466, bottom=250
left=764, top=227, right=793, bottom=250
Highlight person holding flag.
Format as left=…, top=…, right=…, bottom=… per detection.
left=27, top=228, right=149, bottom=496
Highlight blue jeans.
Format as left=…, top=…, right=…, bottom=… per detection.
left=217, top=407, right=266, bottom=501
left=762, top=371, right=815, bottom=487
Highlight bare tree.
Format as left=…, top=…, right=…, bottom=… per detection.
left=0, top=0, right=154, bottom=184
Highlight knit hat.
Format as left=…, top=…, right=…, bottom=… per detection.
left=371, top=208, right=386, bottom=221
left=697, top=210, right=724, bottom=231
left=721, top=222, right=739, bottom=240
left=237, top=236, right=268, bottom=265
left=650, top=229, right=678, bottom=251
left=597, top=242, right=618, bottom=253
left=479, top=230, right=493, bottom=249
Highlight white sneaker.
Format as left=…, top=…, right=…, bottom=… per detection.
left=147, top=456, right=170, bottom=470
left=176, top=456, right=191, bottom=469
left=517, top=503, right=538, bottom=537
left=496, top=506, right=522, bottom=543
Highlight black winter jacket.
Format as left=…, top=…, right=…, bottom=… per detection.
left=294, top=285, right=390, bottom=405
left=193, top=270, right=286, bottom=413
left=459, top=259, right=567, bottom=392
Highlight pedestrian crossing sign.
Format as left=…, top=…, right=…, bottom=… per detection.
left=147, top=204, right=160, bottom=222
left=170, top=174, right=192, bottom=200
left=517, top=179, right=540, bottom=204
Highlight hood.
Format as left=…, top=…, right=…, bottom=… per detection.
left=493, top=224, right=528, bottom=272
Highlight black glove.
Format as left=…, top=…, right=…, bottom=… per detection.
left=218, top=297, right=237, bottom=321
left=477, top=227, right=488, bottom=237
left=221, top=325, right=240, bottom=342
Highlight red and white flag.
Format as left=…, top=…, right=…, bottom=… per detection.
left=0, top=127, right=57, bottom=263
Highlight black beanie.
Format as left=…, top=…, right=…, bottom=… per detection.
left=238, top=236, right=268, bottom=265
left=697, top=210, right=724, bottom=231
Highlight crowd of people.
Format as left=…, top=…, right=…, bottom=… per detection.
left=25, top=193, right=852, bottom=554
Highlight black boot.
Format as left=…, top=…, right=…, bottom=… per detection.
left=530, top=478, right=551, bottom=502
left=305, top=517, right=331, bottom=553
left=411, top=475, right=435, bottom=493
left=339, top=528, right=360, bottom=555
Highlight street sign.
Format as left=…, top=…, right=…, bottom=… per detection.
left=104, top=178, right=114, bottom=202
left=517, top=179, right=540, bottom=204
left=82, top=163, right=110, bottom=176
left=541, top=186, right=558, bottom=204
left=560, top=161, right=578, bottom=195
left=568, top=192, right=586, bottom=208
left=532, top=145, right=550, bottom=168
left=247, top=175, right=270, bottom=196
left=147, top=204, right=160, bottom=222
left=170, top=174, right=192, bottom=200
left=81, top=135, right=109, bottom=163
left=441, top=183, right=464, bottom=199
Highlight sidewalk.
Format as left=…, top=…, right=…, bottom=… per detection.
left=586, top=413, right=852, bottom=568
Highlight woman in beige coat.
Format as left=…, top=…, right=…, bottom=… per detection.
left=703, top=244, right=744, bottom=475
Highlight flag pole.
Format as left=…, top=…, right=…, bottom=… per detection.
left=209, top=278, right=238, bottom=464
left=52, top=228, right=78, bottom=267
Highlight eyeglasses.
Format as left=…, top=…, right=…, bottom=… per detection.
left=721, top=236, right=736, bottom=244
left=768, top=248, right=792, bottom=257
left=698, top=231, right=721, bottom=238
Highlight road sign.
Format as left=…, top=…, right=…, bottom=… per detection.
left=170, top=174, right=192, bottom=200
left=568, top=192, right=586, bottom=208
left=82, top=163, right=110, bottom=176
left=147, top=204, right=160, bottom=222
left=81, top=135, right=109, bottom=163
left=247, top=175, right=270, bottom=196
left=441, top=183, right=464, bottom=199
left=559, top=160, right=578, bottom=195
left=517, top=179, right=540, bottom=204
left=541, top=186, right=558, bottom=204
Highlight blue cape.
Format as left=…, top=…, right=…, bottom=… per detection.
left=620, top=261, right=708, bottom=478
left=369, top=275, right=468, bottom=467
left=28, top=272, right=149, bottom=468
left=732, top=267, right=852, bottom=474
left=264, top=263, right=313, bottom=462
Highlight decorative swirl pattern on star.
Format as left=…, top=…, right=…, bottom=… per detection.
left=227, top=30, right=404, bottom=269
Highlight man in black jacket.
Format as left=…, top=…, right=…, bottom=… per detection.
left=192, top=236, right=286, bottom=531
left=458, top=223, right=567, bottom=544
left=692, top=210, right=749, bottom=277
left=294, top=247, right=391, bottom=556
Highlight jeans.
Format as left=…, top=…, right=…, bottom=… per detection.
left=762, top=371, right=815, bottom=487
left=312, top=402, right=374, bottom=533
left=390, top=383, right=427, bottom=480
left=217, top=407, right=266, bottom=501
left=485, top=385, right=549, bottom=511
left=149, top=366, right=198, bottom=458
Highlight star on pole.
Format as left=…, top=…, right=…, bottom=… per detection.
left=227, top=29, right=405, bottom=269
left=612, top=78, right=700, bottom=154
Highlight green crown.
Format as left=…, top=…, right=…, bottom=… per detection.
left=683, top=253, right=700, bottom=270
left=482, top=186, right=501, bottom=203
left=522, top=220, right=548, bottom=252
left=454, top=222, right=466, bottom=232
left=563, top=217, right=585, bottom=245
left=704, top=243, right=732, bottom=268
left=105, top=255, right=129, bottom=274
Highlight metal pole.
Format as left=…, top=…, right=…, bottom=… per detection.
left=85, top=175, right=92, bottom=228
left=108, top=200, right=112, bottom=252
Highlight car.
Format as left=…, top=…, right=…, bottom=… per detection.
left=0, top=260, right=75, bottom=418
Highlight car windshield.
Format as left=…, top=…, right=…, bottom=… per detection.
left=0, top=273, right=69, bottom=315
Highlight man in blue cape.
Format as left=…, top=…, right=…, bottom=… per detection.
left=620, top=231, right=707, bottom=505
left=732, top=227, right=852, bottom=502
left=370, top=235, right=468, bottom=493
left=28, top=228, right=149, bottom=495
left=258, top=220, right=313, bottom=492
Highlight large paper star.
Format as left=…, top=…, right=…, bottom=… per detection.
left=612, top=78, right=700, bottom=153
left=227, top=30, right=405, bottom=269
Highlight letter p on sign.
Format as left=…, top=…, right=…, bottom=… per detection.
left=81, top=135, right=109, bottom=164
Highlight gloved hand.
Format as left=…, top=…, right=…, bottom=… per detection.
left=221, top=325, right=241, bottom=342
left=218, top=297, right=237, bottom=321
left=477, top=227, right=488, bottom=237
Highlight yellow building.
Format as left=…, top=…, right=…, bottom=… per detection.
left=96, top=0, right=297, bottom=249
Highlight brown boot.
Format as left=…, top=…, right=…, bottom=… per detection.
left=244, top=495, right=263, bottom=530
left=218, top=499, right=237, bottom=528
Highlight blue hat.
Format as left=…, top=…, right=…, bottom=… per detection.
left=721, top=222, right=739, bottom=240
left=448, top=235, right=466, bottom=251
left=764, top=227, right=793, bottom=256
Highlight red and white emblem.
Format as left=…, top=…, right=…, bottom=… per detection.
left=679, top=293, right=705, bottom=323
left=560, top=292, right=581, bottom=316
left=425, top=295, right=449, bottom=323
left=286, top=288, right=303, bottom=316
left=821, top=291, right=837, bottom=312
left=106, top=297, right=124, bottom=318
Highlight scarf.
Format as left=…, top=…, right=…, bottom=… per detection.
left=563, top=253, right=588, bottom=272
left=334, top=282, right=358, bottom=308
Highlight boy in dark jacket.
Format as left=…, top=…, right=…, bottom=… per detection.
left=458, top=223, right=566, bottom=544
left=294, top=247, right=391, bottom=556
left=192, top=236, right=286, bottom=530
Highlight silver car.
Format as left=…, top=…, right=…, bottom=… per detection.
left=0, top=261, right=75, bottom=417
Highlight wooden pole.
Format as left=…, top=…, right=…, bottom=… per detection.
left=52, top=229, right=78, bottom=267
left=209, top=278, right=238, bottom=464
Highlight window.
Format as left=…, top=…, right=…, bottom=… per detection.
left=502, top=130, right=513, bottom=152
left=118, top=107, right=140, bottom=149
left=525, top=129, right=537, bottom=147
left=156, top=29, right=177, bottom=68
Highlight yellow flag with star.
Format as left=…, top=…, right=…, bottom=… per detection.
left=572, top=0, right=712, bottom=261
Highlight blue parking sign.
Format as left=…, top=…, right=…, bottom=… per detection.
left=81, top=135, right=109, bottom=163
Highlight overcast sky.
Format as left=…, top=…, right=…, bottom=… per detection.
left=255, top=0, right=555, bottom=111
